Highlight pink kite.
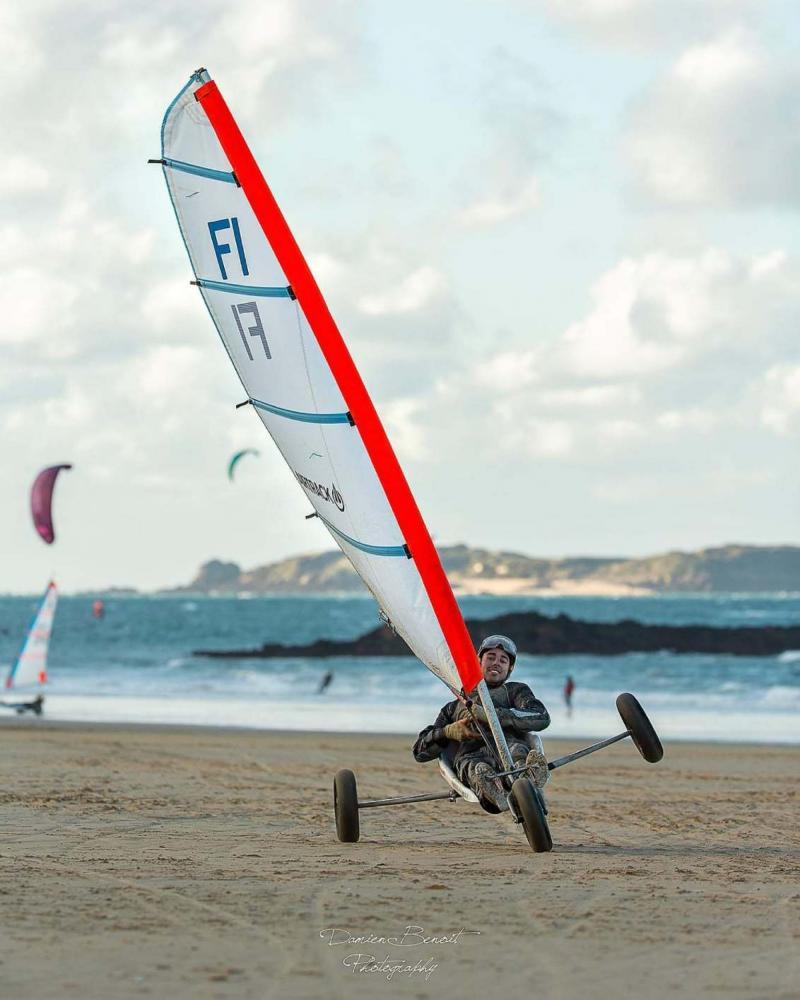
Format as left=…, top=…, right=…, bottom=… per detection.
left=31, top=464, right=72, bottom=544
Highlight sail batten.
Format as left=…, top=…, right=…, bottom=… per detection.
left=317, top=515, right=410, bottom=558
left=251, top=398, right=352, bottom=424
left=195, top=279, right=293, bottom=297
left=162, top=157, right=237, bottom=184
left=160, top=72, right=482, bottom=693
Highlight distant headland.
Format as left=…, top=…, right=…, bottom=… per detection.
left=170, top=543, right=800, bottom=597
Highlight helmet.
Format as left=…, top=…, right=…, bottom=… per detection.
left=477, top=634, right=517, bottom=665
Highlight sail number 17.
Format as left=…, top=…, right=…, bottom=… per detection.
left=232, top=301, right=271, bottom=360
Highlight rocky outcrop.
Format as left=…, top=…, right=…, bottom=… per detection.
left=193, top=609, right=800, bottom=659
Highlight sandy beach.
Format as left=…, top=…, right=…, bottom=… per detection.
left=449, top=577, right=653, bottom=597
left=0, top=721, right=797, bottom=999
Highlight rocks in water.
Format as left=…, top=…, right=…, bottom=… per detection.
left=193, top=609, right=800, bottom=659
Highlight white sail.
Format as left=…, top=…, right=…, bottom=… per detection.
left=5, top=581, right=57, bottom=694
left=158, top=71, right=481, bottom=694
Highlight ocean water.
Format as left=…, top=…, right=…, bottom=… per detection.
left=0, top=593, right=798, bottom=744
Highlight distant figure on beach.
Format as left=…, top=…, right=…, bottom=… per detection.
left=318, top=670, right=334, bottom=694
left=92, top=599, right=105, bottom=620
left=564, top=675, right=575, bottom=715
left=412, top=635, right=550, bottom=812
left=17, top=695, right=44, bottom=717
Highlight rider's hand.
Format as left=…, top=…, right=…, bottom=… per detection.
left=443, top=719, right=479, bottom=742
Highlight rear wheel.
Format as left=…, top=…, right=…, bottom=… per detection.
left=511, top=777, right=552, bottom=853
left=333, top=769, right=360, bottom=842
left=616, top=693, right=663, bottom=763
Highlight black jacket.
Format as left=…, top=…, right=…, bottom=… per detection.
left=412, top=681, right=550, bottom=763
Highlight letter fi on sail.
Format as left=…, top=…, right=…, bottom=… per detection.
left=156, top=69, right=481, bottom=695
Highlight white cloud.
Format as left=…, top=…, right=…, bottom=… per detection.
left=553, top=253, right=732, bottom=379
left=539, top=385, right=640, bottom=409
left=594, top=418, right=646, bottom=445
left=454, top=47, right=558, bottom=228
left=381, top=397, right=431, bottom=461
left=472, top=350, right=540, bottom=389
left=0, top=267, right=79, bottom=349
left=413, top=246, right=800, bottom=473
left=306, top=251, right=347, bottom=293
left=214, top=0, right=364, bottom=119
left=513, top=417, right=574, bottom=457
left=673, top=29, right=759, bottom=90
left=134, top=345, right=209, bottom=402
left=0, top=5, right=44, bottom=86
left=539, top=0, right=759, bottom=50
left=627, top=28, right=800, bottom=207
left=141, top=279, right=208, bottom=339
left=357, top=265, right=447, bottom=316
left=756, top=364, right=800, bottom=434
left=656, top=408, right=717, bottom=432
left=42, top=385, right=95, bottom=429
left=749, top=250, right=786, bottom=280
left=0, top=155, right=50, bottom=195
left=459, top=176, right=540, bottom=227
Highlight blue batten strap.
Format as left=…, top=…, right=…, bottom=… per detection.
left=193, top=279, right=293, bottom=298
left=318, top=515, right=408, bottom=557
left=160, top=157, right=238, bottom=185
left=251, top=397, right=352, bottom=425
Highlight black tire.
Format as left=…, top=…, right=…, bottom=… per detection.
left=616, top=693, right=663, bottom=763
left=333, top=769, right=360, bottom=843
left=511, top=777, right=553, bottom=853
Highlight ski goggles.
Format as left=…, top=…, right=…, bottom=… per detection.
left=477, top=634, right=517, bottom=662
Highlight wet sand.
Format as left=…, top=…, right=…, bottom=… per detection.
left=0, top=721, right=797, bottom=999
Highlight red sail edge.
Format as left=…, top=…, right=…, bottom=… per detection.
left=195, top=79, right=481, bottom=694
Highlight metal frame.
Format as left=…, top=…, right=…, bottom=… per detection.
left=547, top=731, right=630, bottom=770
left=475, top=679, right=515, bottom=771
left=359, top=789, right=457, bottom=808
left=353, top=728, right=636, bottom=812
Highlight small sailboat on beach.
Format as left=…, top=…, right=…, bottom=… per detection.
left=2, top=581, right=57, bottom=716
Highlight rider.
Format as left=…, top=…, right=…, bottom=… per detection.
left=412, top=635, right=550, bottom=812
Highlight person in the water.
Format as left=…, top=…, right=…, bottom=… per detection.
left=564, top=674, right=575, bottom=714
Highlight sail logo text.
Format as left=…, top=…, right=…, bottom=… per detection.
left=295, top=472, right=345, bottom=511
left=208, top=217, right=249, bottom=280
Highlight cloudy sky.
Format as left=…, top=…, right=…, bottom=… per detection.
left=2, top=0, right=799, bottom=592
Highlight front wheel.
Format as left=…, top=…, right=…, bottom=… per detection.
left=333, top=769, right=360, bottom=842
left=511, top=777, right=552, bottom=853
left=616, top=693, right=663, bottom=763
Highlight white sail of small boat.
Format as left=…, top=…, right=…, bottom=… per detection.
left=156, top=70, right=482, bottom=697
left=2, top=580, right=57, bottom=715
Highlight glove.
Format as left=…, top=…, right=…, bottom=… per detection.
left=443, top=720, right=478, bottom=742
